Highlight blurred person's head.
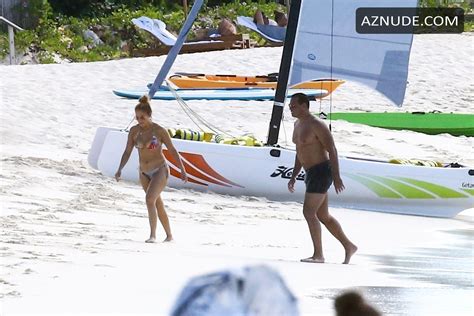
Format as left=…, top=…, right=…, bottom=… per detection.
left=218, top=18, right=237, bottom=36
left=335, top=291, right=381, bottom=316
left=274, top=10, right=288, bottom=27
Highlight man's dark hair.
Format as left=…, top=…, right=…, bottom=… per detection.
left=291, top=93, right=310, bottom=109
left=335, top=291, right=381, bottom=316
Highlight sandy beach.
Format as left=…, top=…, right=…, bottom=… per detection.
left=1, top=33, right=473, bottom=315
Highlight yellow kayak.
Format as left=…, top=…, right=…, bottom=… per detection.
left=168, top=73, right=344, bottom=96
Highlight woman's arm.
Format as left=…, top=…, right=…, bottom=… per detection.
left=115, top=127, right=136, bottom=181
left=160, top=128, right=188, bottom=182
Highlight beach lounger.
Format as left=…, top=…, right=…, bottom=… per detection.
left=132, top=17, right=177, bottom=46
left=236, top=16, right=285, bottom=45
left=131, top=16, right=253, bottom=56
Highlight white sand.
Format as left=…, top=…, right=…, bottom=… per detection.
left=1, top=33, right=473, bottom=315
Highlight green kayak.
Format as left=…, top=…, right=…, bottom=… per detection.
left=324, top=112, right=474, bottom=137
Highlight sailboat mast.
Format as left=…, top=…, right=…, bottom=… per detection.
left=266, top=0, right=302, bottom=146
left=148, top=0, right=204, bottom=98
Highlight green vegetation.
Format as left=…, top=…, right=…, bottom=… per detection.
left=0, top=0, right=281, bottom=63
left=420, top=0, right=473, bottom=32
left=0, top=0, right=471, bottom=64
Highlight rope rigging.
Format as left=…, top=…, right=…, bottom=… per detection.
left=165, top=81, right=236, bottom=138
left=123, top=81, right=237, bottom=139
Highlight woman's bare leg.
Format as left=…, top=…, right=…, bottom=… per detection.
left=144, top=167, right=169, bottom=243
left=317, top=195, right=357, bottom=264
left=155, top=196, right=172, bottom=241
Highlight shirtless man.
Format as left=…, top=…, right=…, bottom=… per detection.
left=287, top=93, right=357, bottom=264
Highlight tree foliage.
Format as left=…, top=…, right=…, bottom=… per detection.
left=48, top=0, right=177, bottom=17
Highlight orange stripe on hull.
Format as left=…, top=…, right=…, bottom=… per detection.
left=168, top=163, right=208, bottom=186
left=180, top=152, right=243, bottom=188
left=181, top=160, right=231, bottom=187
left=163, top=149, right=243, bottom=188
left=164, top=150, right=207, bottom=186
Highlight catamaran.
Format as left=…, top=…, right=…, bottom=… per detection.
left=88, top=0, right=473, bottom=218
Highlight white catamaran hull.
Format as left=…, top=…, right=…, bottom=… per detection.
left=89, top=128, right=474, bottom=218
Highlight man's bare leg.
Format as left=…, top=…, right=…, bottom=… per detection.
left=317, top=195, right=357, bottom=264
left=254, top=9, right=265, bottom=24
left=301, top=192, right=326, bottom=263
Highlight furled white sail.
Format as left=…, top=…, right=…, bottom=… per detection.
left=289, top=0, right=418, bottom=105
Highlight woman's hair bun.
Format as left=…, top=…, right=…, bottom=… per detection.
left=139, top=95, right=150, bottom=104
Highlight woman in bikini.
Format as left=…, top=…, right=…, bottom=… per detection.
left=115, top=95, right=187, bottom=243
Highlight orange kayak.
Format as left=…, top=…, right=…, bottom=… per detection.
left=168, top=73, right=344, bottom=96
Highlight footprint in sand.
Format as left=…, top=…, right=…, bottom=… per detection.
left=0, top=279, right=12, bottom=285
left=244, top=196, right=261, bottom=202
left=94, top=264, right=115, bottom=268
